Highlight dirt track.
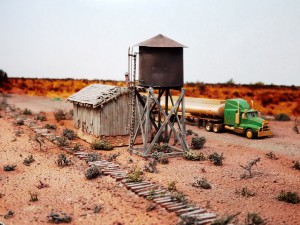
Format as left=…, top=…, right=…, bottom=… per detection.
left=0, top=94, right=300, bottom=225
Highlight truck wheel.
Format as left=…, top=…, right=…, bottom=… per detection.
left=213, top=124, right=221, bottom=133
left=205, top=122, right=213, bottom=132
left=245, top=129, right=254, bottom=139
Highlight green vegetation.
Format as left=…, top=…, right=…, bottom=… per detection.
left=245, top=212, right=266, bottom=225
left=152, top=151, right=169, bottom=164
left=126, top=166, right=143, bottom=183
left=170, top=191, right=187, bottom=204
left=55, top=136, right=69, bottom=147
left=23, top=108, right=32, bottom=115
left=35, top=112, right=47, bottom=121
left=235, top=187, right=255, bottom=197
left=167, top=180, right=177, bottom=192
left=29, top=191, right=38, bottom=202
left=86, top=153, right=101, bottom=162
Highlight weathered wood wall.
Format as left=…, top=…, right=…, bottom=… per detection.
left=73, top=93, right=131, bottom=136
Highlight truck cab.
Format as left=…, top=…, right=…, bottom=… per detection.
left=224, top=99, right=272, bottom=139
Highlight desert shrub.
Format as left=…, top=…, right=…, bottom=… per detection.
left=126, top=166, right=143, bottom=183
left=211, top=213, right=240, bottom=225
left=85, top=153, right=101, bottom=162
left=55, top=136, right=69, bottom=147
left=85, top=165, right=101, bottom=180
left=167, top=181, right=177, bottom=192
left=146, top=189, right=157, bottom=200
left=44, top=124, right=57, bottom=130
left=208, top=152, right=225, bottom=166
left=23, top=155, right=35, bottom=166
left=265, top=151, right=278, bottom=160
left=15, top=118, right=24, bottom=126
left=48, top=210, right=72, bottom=223
left=23, top=108, right=32, bottom=115
left=186, top=129, right=193, bottom=136
left=35, top=112, right=47, bottom=121
left=62, top=128, right=76, bottom=140
left=93, top=205, right=102, bottom=213
left=3, top=164, right=17, bottom=171
left=71, top=143, right=80, bottom=152
left=107, top=153, right=120, bottom=162
left=293, top=118, right=299, bottom=134
left=56, top=154, right=72, bottom=167
left=292, top=161, right=300, bottom=171
left=152, top=151, right=169, bottom=164
left=54, top=109, right=66, bottom=122
left=183, top=150, right=206, bottom=161
left=235, top=187, right=255, bottom=197
left=277, top=190, right=300, bottom=204
left=3, top=210, right=14, bottom=219
left=170, top=191, right=187, bottom=204
left=245, top=212, right=265, bottom=225
left=191, top=136, right=206, bottom=149
left=37, top=180, right=49, bottom=189
left=29, top=191, right=38, bottom=202
left=274, top=113, right=290, bottom=121
left=144, top=160, right=157, bottom=173
left=240, top=157, right=260, bottom=178
left=192, top=177, right=211, bottom=189
left=90, top=139, right=113, bottom=150
left=152, top=143, right=172, bottom=153
left=146, top=203, right=157, bottom=212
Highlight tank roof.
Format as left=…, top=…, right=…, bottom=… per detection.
left=135, top=34, right=187, bottom=48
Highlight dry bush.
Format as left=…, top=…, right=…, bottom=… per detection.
left=245, top=212, right=266, bottom=225
left=126, top=166, right=143, bottom=183
left=208, top=152, right=225, bottom=166
left=85, top=153, right=101, bottom=163
left=265, top=151, right=278, bottom=160
left=152, top=151, right=169, bottom=164
left=23, top=108, right=32, bottom=115
left=55, top=136, right=69, bottom=147
left=107, top=153, right=120, bottom=162
left=277, top=190, right=300, bottom=204
left=37, top=180, right=49, bottom=189
left=91, top=139, right=113, bottom=150
left=3, top=164, right=17, bottom=171
left=240, top=157, right=260, bottom=178
left=44, top=124, right=57, bottom=130
left=3, top=210, right=14, bottom=219
left=144, top=160, right=158, bottom=173
left=235, top=187, right=255, bottom=197
left=48, top=210, right=72, bottom=223
left=29, top=191, right=38, bottom=202
left=152, top=143, right=172, bottom=153
left=56, top=154, right=72, bottom=167
left=183, top=149, right=206, bottom=161
left=192, top=177, right=211, bottom=189
left=170, top=191, right=187, bottom=204
left=85, top=165, right=101, bottom=180
left=292, top=161, right=300, bottom=171
left=35, top=111, right=47, bottom=121
left=146, top=203, right=157, bottom=212
left=54, top=109, right=66, bottom=122
left=211, top=213, right=240, bottom=225
left=293, top=118, right=300, bottom=134
left=71, top=143, right=81, bottom=152
left=62, top=128, right=76, bottom=140
left=23, top=155, right=35, bottom=166
left=191, top=136, right=206, bottom=149
left=167, top=180, right=177, bottom=192
left=274, top=113, right=290, bottom=121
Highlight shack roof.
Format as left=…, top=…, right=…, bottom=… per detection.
left=67, top=84, right=128, bottom=108
left=135, top=34, right=187, bottom=48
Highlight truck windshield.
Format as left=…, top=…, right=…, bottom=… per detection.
left=247, top=112, right=258, bottom=118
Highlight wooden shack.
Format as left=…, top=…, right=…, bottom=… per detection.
left=67, top=84, right=131, bottom=136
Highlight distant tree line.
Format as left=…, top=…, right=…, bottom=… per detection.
left=0, top=69, right=8, bottom=84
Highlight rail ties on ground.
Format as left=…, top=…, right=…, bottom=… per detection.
left=23, top=117, right=218, bottom=224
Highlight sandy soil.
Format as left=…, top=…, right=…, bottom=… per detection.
left=0, top=94, right=300, bottom=225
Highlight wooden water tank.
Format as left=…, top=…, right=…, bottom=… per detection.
left=135, top=34, right=187, bottom=88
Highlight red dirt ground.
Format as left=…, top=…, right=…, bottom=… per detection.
left=0, top=94, right=299, bottom=225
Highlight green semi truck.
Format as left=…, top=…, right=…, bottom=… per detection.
left=193, top=98, right=272, bottom=139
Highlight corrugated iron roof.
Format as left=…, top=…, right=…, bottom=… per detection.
left=67, top=84, right=128, bottom=108
left=135, top=34, right=187, bottom=48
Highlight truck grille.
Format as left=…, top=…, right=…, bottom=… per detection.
left=262, top=122, right=270, bottom=131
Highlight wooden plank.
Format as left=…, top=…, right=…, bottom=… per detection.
left=166, top=205, right=187, bottom=212
left=176, top=207, right=202, bottom=215
left=180, top=209, right=207, bottom=217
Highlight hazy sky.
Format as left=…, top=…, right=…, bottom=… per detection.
left=1, top=0, right=299, bottom=85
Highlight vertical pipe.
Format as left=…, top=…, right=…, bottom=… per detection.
left=165, top=88, right=169, bottom=142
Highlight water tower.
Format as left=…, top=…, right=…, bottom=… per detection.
left=128, top=34, right=188, bottom=156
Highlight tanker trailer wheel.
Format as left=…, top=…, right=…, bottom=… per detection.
left=245, top=129, right=254, bottom=139
left=205, top=122, right=213, bottom=132
left=213, top=124, right=221, bottom=133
